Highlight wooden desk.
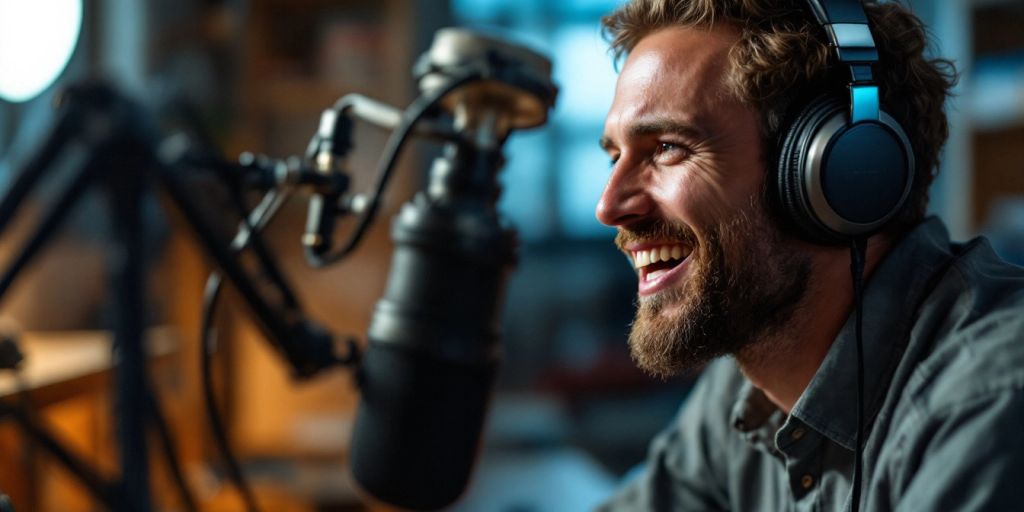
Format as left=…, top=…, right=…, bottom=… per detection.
left=0, top=328, right=179, bottom=512
left=0, top=327, right=177, bottom=405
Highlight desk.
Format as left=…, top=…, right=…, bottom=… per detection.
left=0, top=328, right=179, bottom=512
left=0, top=327, right=177, bottom=405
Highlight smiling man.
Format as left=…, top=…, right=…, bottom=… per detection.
left=599, top=24, right=815, bottom=383
left=595, top=1, right=1024, bottom=510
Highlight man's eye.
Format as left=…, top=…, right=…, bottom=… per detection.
left=654, top=142, right=688, bottom=164
left=657, top=142, right=683, bottom=153
left=606, top=151, right=620, bottom=168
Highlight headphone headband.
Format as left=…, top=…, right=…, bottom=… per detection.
left=805, top=0, right=877, bottom=63
left=774, top=0, right=914, bottom=244
left=806, top=0, right=878, bottom=122
left=806, top=0, right=870, bottom=25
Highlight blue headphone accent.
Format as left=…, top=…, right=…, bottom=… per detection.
left=776, top=0, right=914, bottom=243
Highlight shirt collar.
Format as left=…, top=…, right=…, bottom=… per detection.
left=731, top=379, right=786, bottom=455
left=788, top=217, right=956, bottom=450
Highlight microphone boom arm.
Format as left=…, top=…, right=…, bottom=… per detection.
left=0, top=83, right=355, bottom=511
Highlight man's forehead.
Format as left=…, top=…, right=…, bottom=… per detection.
left=625, top=25, right=736, bottom=80
left=604, top=25, right=738, bottom=140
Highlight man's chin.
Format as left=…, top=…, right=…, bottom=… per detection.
left=627, top=332, right=713, bottom=379
left=627, top=301, right=708, bottom=378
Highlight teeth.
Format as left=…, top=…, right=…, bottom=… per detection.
left=646, top=269, right=670, bottom=281
left=632, top=244, right=689, bottom=269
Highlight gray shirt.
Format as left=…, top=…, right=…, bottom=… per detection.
left=598, top=218, right=1024, bottom=511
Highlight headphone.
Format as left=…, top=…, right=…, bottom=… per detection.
left=776, top=0, right=915, bottom=244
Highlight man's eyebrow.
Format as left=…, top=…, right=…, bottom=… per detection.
left=599, top=118, right=705, bottom=152
left=627, top=118, right=704, bottom=140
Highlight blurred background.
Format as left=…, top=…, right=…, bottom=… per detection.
left=0, top=0, right=1021, bottom=510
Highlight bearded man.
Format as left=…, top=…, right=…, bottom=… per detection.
left=594, top=0, right=1024, bottom=510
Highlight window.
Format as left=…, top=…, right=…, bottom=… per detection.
left=453, top=0, right=624, bottom=241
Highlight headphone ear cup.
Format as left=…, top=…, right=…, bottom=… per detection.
left=775, top=93, right=915, bottom=243
left=776, top=95, right=847, bottom=243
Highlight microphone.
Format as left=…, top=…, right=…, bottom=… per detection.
left=349, top=28, right=556, bottom=510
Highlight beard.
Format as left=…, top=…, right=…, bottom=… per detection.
left=617, top=195, right=812, bottom=379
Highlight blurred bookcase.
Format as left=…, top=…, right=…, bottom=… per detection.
left=921, top=0, right=1024, bottom=245
left=966, top=1, right=1024, bottom=230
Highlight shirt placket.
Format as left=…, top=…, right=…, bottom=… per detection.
left=775, top=419, right=824, bottom=511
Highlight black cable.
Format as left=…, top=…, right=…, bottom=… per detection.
left=226, top=187, right=299, bottom=310
left=199, top=189, right=290, bottom=512
left=144, top=380, right=199, bottom=512
left=305, top=69, right=484, bottom=267
left=849, top=236, right=867, bottom=511
left=201, top=273, right=259, bottom=512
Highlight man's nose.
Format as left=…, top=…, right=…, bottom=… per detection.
left=595, top=160, right=653, bottom=227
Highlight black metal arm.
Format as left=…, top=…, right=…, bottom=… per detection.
left=0, top=82, right=356, bottom=512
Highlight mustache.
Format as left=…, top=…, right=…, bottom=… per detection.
left=614, top=219, right=699, bottom=251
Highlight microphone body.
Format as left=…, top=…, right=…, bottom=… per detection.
left=347, top=28, right=556, bottom=510
left=351, top=144, right=515, bottom=510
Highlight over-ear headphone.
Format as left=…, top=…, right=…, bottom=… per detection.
left=776, top=0, right=915, bottom=244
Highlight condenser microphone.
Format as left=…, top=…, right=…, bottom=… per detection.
left=348, top=28, right=557, bottom=511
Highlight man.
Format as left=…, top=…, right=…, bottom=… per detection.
left=595, top=0, right=1024, bottom=510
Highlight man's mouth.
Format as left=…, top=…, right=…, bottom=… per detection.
left=631, top=243, right=692, bottom=286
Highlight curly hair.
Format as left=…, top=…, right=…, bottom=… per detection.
left=602, top=0, right=958, bottom=235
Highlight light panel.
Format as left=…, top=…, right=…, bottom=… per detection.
left=0, top=0, right=82, bottom=102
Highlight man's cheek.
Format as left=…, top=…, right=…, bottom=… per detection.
left=669, top=168, right=737, bottom=224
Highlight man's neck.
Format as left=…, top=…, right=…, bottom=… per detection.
left=735, top=235, right=893, bottom=414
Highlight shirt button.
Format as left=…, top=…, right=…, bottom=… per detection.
left=801, top=474, right=815, bottom=489
left=791, top=427, right=806, bottom=440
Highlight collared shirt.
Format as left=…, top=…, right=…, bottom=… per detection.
left=598, top=218, right=1024, bottom=511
